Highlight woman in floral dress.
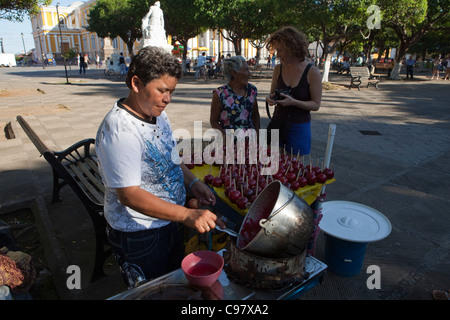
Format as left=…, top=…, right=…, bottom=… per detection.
left=210, top=56, right=260, bottom=141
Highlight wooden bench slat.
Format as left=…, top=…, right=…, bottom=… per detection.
left=68, top=163, right=104, bottom=204
left=84, top=156, right=101, bottom=177
left=76, top=161, right=105, bottom=194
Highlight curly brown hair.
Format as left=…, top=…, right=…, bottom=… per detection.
left=266, top=26, right=309, bottom=62
left=126, top=46, right=182, bottom=89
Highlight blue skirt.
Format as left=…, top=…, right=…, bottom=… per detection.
left=285, top=122, right=311, bottom=155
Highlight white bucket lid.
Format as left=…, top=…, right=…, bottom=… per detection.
left=319, top=201, right=392, bottom=243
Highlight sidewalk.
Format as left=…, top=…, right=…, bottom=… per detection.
left=0, top=65, right=449, bottom=300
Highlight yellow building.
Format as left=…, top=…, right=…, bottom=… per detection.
left=31, top=0, right=266, bottom=65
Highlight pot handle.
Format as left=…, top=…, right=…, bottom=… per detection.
left=259, top=191, right=296, bottom=235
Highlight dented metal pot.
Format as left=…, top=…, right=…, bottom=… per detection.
left=237, top=181, right=314, bottom=258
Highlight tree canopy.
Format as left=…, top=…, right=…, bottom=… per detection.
left=0, top=0, right=51, bottom=21
left=87, top=0, right=151, bottom=56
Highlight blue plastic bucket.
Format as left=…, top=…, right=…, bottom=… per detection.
left=324, top=234, right=368, bottom=277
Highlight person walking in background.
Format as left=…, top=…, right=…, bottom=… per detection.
left=195, top=52, right=206, bottom=79
left=431, top=56, right=441, bottom=80
left=79, top=53, right=86, bottom=75
left=265, top=26, right=322, bottom=156
left=405, top=56, right=415, bottom=79
left=119, top=52, right=127, bottom=75
left=444, top=55, right=450, bottom=80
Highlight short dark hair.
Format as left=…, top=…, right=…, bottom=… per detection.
left=266, top=26, right=309, bottom=62
left=126, top=46, right=182, bottom=89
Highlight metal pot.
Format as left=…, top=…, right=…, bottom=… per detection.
left=237, top=181, right=314, bottom=258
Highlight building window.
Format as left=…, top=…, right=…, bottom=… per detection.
left=91, top=35, right=96, bottom=50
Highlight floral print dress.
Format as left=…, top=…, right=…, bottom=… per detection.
left=214, top=83, right=257, bottom=130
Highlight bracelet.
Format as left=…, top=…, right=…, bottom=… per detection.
left=188, top=178, right=200, bottom=190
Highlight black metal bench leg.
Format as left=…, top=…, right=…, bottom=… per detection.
left=51, top=168, right=63, bottom=203
left=90, top=231, right=109, bottom=282
left=89, top=215, right=112, bottom=282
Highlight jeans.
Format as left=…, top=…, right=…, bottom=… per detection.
left=406, top=65, right=414, bottom=78
left=119, top=63, right=127, bottom=75
left=79, top=63, right=86, bottom=74
left=195, top=65, right=204, bottom=79
left=106, top=222, right=184, bottom=287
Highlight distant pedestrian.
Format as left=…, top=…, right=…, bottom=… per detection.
left=96, top=54, right=100, bottom=69
left=444, top=55, right=450, bottom=80
left=405, top=56, right=415, bottom=79
left=119, top=52, right=126, bottom=75
left=431, top=56, right=441, bottom=80
left=79, top=54, right=86, bottom=75
left=271, top=54, right=276, bottom=68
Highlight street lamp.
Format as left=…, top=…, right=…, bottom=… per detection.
left=56, top=3, right=70, bottom=84
left=0, top=38, right=4, bottom=53
left=36, top=27, right=45, bottom=69
left=21, top=32, right=27, bottom=54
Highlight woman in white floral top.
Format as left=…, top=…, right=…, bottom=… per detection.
left=210, top=56, right=260, bottom=139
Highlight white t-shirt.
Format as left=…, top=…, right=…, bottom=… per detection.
left=96, top=99, right=186, bottom=232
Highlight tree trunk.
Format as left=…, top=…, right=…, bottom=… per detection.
left=127, top=41, right=134, bottom=57
left=322, top=53, right=332, bottom=83
left=390, top=39, right=408, bottom=79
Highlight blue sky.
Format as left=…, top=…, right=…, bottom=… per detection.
left=0, top=0, right=85, bottom=54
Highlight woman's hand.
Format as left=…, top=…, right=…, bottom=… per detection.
left=182, top=207, right=227, bottom=233
left=273, top=92, right=294, bottom=107
left=190, top=180, right=216, bottom=207
left=266, top=93, right=277, bottom=106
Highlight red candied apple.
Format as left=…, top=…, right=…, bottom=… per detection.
left=236, top=197, right=249, bottom=209
left=274, top=172, right=283, bottom=180
left=317, top=173, right=327, bottom=183
left=204, top=174, right=214, bottom=184
left=259, top=181, right=267, bottom=190
left=290, top=181, right=300, bottom=191
left=306, top=172, right=317, bottom=185
left=297, top=176, right=308, bottom=187
left=247, top=178, right=257, bottom=188
left=278, top=176, right=288, bottom=185
left=323, top=168, right=334, bottom=179
left=225, top=185, right=235, bottom=197
left=223, top=176, right=231, bottom=187
left=243, top=187, right=254, bottom=199
left=212, top=177, right=223, bottom=187
left=228, top=190, right=241, bottom=203
left=286, top=172, right=297, bottom=181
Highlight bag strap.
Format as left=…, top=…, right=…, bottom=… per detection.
left=265, top=100, right=272, bottom=119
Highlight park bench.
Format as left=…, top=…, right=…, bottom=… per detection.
left=349, top=66, right=379, bottom=90
left=16, top=115, right=111, bottom=282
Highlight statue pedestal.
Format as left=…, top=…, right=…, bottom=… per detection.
left=139, top=39, right=173, bottom=53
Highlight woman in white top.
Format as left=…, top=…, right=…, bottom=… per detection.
left=96, top=46, right=226, bottom=287
left=431, top=56, right=441, bottom=80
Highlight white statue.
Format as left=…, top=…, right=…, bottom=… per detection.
left=141, top=2, right=167, bottom=44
